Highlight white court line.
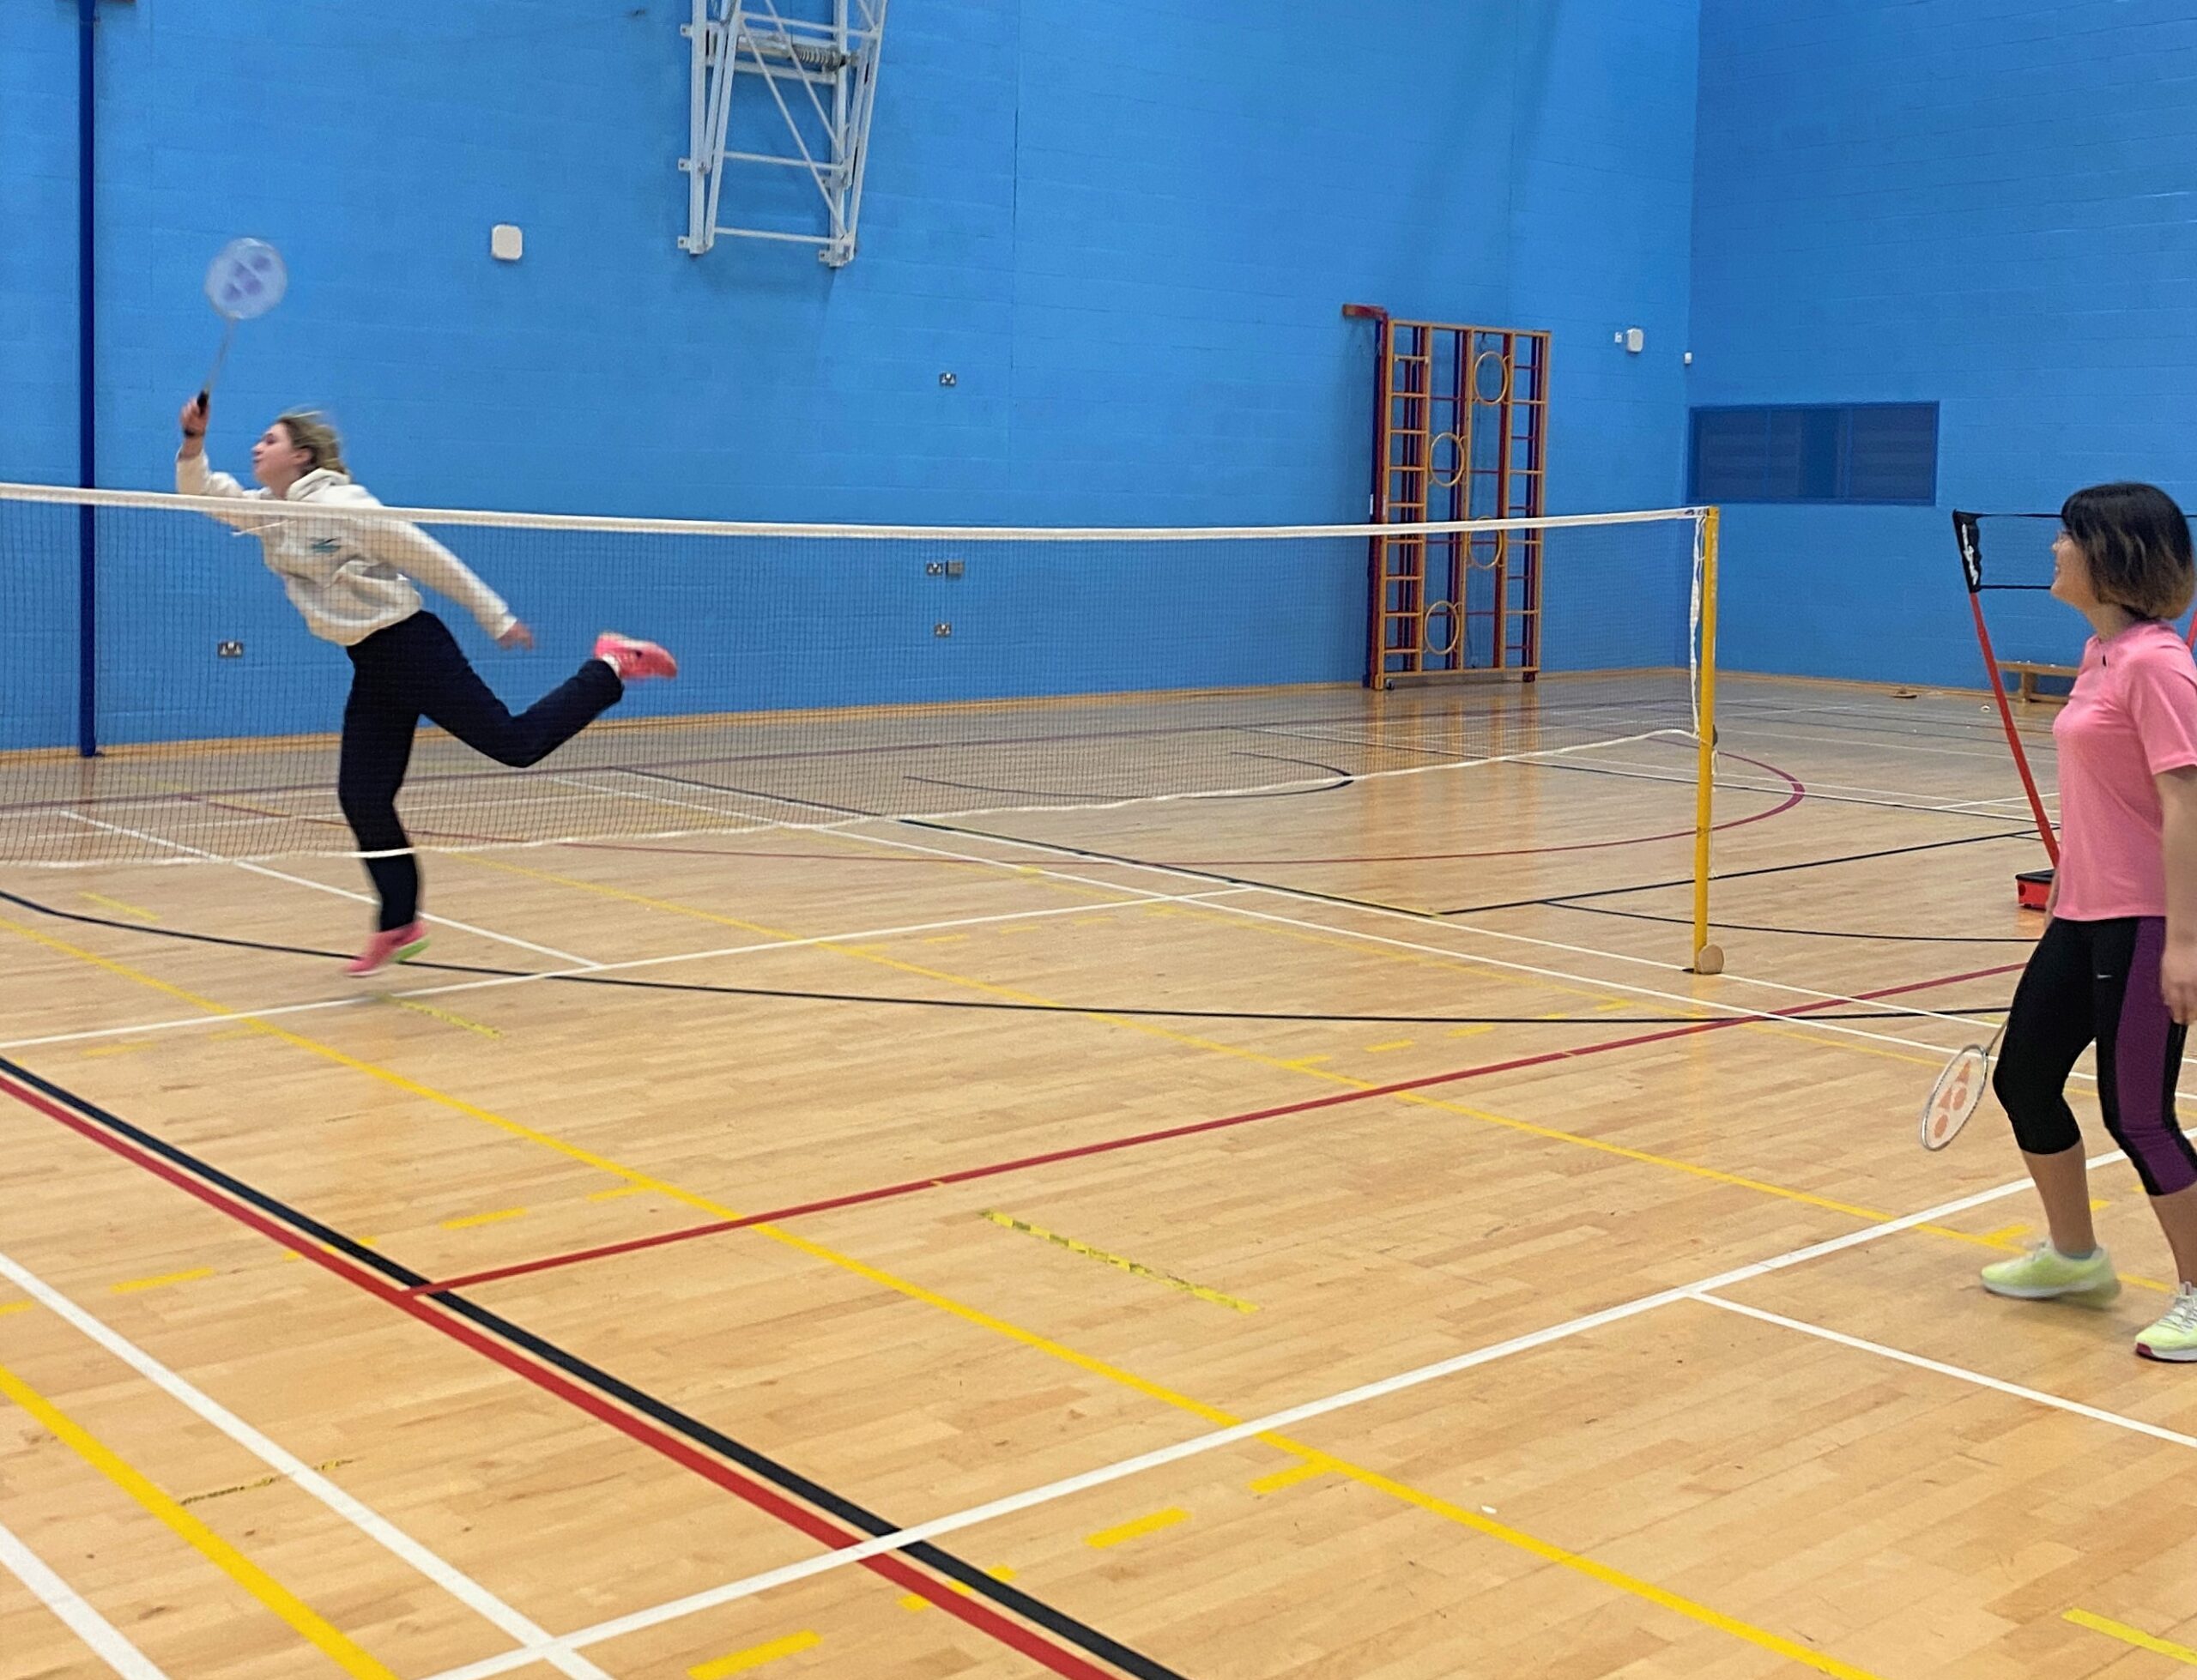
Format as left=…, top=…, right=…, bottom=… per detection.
left=822, top=819, right=2029, bottom=1060
left=62, top=813, right=593, bottom=969
left=0, top=887, right=1252, bottom=1055
left=0, top=1513, right=171, bottom=1678
left=1694, top=1294, right=2197, bottom=1453
left=0, top=1244, right=611, bottom=1679
left=9, top=804, right=2049, bottom=1079
left=1725, top=720, right=2045, bottom=766
left=1543, top=750, right=2037, bottom=824
left=413, top=1153, right=2118, bottom=1680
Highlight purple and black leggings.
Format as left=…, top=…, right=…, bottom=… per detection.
left=1994, top=916, right=2197, bottom=1197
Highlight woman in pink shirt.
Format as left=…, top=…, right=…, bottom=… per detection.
left=1982, top=482, right=2197, bottom=1361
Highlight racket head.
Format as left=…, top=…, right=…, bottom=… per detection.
left=204, top=239, right=287, bottom=322
left=1921, top=1042, right=1992, bottom=1151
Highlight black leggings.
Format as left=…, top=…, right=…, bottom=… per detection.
left=1994, top=915, right=2197, bottom=1198
left=338, top=613, right=622, bottom=929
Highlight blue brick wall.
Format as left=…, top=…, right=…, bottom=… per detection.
left=3, top=0, right=1701, bottom=749
left=1691, top=0, right=2197, bottom=688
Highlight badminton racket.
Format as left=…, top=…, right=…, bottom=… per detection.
left=1920, top=1019, right=2006, bottom=1151
left=197, top=238, right=287, bottom=408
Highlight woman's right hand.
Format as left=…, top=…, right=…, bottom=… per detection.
left=179, top=396, right=207, bottom=456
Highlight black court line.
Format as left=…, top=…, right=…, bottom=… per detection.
left=1437, top=831, right=2037, bottom=917
left=0, top=885, right=2006, bottom=1021
left=0, top=1052, right=1186, bottom=1680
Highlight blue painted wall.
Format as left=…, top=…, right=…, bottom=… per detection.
left=2, top=0, right=1701, bottom=748
left=1690, top=0, right=2197, bottom=687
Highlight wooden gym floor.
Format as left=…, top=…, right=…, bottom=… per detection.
left=3, top=672, right=2194, bottom=1680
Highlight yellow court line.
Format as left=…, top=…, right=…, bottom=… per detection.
left=181, top=1458, right=354, bottom=1509
left=2065, top=1608, right=2197, bottom=1665
left=1247, top=1456, right=1333, bottom=1495
left=0, top=917, right=1889, bottom=1676
left=899, top=1562, right=1014, bottom=1611
left=690, top=1630, right=821, bottom=1677
left=1363, top=1039, right=1414, bottom=1053
left=981, top=1211, right=1256, bottom=1313
left=0, top=1356, right=397, bottom=1679
left=81, top=894, right=160, bottom=922
left=441, top=1208, right=529, bottom=1230
left=1085, top=1508, right=1189, bottom=1549
left=501, top=855, right=1923, bottom=1236
left=0, top=1301, right=30, bottom=1320
left=110, top=1267, right=215, bottom=1295
left=389, top=998, right=502, bottom=1039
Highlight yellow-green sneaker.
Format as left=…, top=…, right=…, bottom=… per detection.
left=1980, top=1242, right=2120, bottom=1302
left=2135, top=1284, right=2197, bottom=1363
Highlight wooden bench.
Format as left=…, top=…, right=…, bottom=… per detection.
left=2000, top=660, right=2078, bottom=704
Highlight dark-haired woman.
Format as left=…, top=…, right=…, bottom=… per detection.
left=1982, top=482, right=2197, bottom=1361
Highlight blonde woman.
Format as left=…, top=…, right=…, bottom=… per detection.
left=178, top=397, right=676, bottom=974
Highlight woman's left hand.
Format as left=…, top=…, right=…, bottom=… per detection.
left=498, top=621, right=535, bottom=651
left=2164, top=938, right=2197, bottom=1024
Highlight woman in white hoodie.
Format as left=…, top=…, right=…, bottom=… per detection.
left=178, top=398, right=677, bottom=974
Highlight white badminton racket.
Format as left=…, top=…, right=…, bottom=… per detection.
left=1919, top=1019, right=2006, bottom=1151
left=197, top=238, right=288, bottom=405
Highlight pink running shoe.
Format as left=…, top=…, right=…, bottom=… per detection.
left=594, top=632, right=678, bottom=681
left=348, top=921, right=430, bottom=976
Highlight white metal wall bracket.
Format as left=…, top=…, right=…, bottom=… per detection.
left=681, top=0, right=887, bottom=267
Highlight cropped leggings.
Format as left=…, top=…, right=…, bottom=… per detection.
left=1994, top=915, right=2197, bottom=1197
left=338, top=612, right=622, bottom=930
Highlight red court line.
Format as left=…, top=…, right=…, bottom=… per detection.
left=420, top=961, right=2022, bottom=1297
left=0, top=1068, right=1135, bottom=1680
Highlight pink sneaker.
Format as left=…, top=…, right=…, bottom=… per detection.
left=594, top=632, right=677, bottom=681
left=348, top=922, right=429, bottom=976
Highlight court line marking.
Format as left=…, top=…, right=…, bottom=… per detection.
left=110, top=1267, right=215, bottom=1295
left=1085, top=1508, right=1189, bottom=1549
left=2, top=946, right=1890, bottom=1680
left=856, top=818, right=2063, bottom=1067
left=0, top=1070, right=1159, bottom=1680
left=0, top=1512, right=172, bottom=1678
left=0, top=889, right=1249, bottom=1055
left=2064, top=1608, right=2197, bottom=1665
left=652, top=814, right=2018, bottom=1070
left=1546, top=746, right=2040, bottom=820
left=690, top=1631, right=821, bottom=1677
left=981, top=1212, right=1257, bottom=1314
left=1692, top=1295, right=2197, bottom=1452
left=418, top=1157, right=2103, bottom=1680
left=81, top=893, right=160, bottom=922
left=61, top=813, right=594, bottom=968
left=181, top=1459, right=354, bottom=1508
left=418, top=958, right=2024, bottom=1297
left=0, top=1241, right=614, bottom=1678
left=0, top=1354, right=399, bottom=1679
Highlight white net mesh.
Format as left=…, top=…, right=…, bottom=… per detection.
left=0, top=483, right=1710, bottom=867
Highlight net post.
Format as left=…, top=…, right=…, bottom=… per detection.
left=1691, top=506, right=1722, bottom=975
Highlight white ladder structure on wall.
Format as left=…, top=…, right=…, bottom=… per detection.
left=680, top=0, right=888, bottom=267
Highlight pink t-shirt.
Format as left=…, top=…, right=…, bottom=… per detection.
left=2053, top=619, right=2197, bottom=920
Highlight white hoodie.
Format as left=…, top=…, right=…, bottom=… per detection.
left=177, top=450, right=516, bottom=648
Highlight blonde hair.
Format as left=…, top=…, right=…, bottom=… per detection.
left=274, top=411, right=348, bottom=477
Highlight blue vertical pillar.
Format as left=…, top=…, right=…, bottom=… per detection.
left=76, top=0, right=99, bottom=758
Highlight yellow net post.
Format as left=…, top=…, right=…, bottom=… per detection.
left=1692, top=506, right=1723, bottom=975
